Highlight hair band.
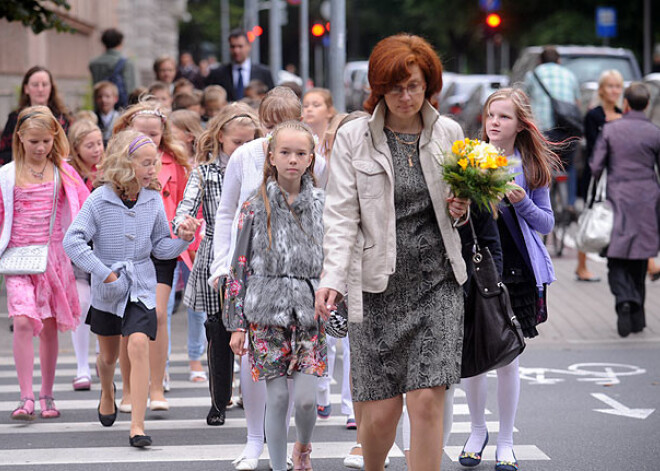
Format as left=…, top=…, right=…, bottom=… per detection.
left=130, top=109, right=167, bottom=124
left=17, top=111, right=43, bottom=130
left=128, top=135, right=155, bottom=156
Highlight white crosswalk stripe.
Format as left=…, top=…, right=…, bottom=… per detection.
left=0, top=354, right=551, bottom=468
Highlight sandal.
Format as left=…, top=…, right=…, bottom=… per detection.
left=189, top=370, right=208, bottom=382
left=39, top=396, right=61, bottom=419
left=11, top=398, right=36, bottom=421
left=292, top=442, right=312, bottom=470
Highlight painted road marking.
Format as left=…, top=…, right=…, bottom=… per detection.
left=591, top=393, right=655, bottom=419
left=444, top=445, right=550, bottom=462
left=0, top=442, right=404, bottom=466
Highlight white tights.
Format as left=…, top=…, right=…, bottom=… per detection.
left=462, top=356, right=520, bottom=463
left=71, top=279, right=91, bottom=379
left=239, top=342, right=295, bottom=461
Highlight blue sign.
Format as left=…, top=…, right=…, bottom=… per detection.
left=479, top=0, right=500, bottom=11
left=596, top=7, right=617, bottom=38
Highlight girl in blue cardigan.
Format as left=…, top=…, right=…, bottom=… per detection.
left=459, top=88, right=558, bottom=471
left=63, top=130, right=198, bottom=448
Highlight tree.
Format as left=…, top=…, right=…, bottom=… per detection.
left=0, top=0, right=74, bottom=34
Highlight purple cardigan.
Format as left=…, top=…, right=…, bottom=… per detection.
left=504, top=149, right=556, bottom=287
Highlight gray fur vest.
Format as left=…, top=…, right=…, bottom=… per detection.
left=243, top=174, right=325, bottom=328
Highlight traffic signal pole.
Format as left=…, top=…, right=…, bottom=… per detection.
left=329, top=0, right=346, bottom=112
left=300, top=0, right=309, bottom=92
left=269, top=0, right=283, bottom=80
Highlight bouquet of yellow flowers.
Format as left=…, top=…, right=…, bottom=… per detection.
left=437, top=138, right=519, bottom=214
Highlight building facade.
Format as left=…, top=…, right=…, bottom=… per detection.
left=0, top=0, right=187, bottom=122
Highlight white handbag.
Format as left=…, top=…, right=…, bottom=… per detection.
left=575, top=171, right=613, bottom=254
left=0, top=168, right=59, bottom=275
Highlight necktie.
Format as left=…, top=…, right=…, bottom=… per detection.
left=236, top=67, right=244, bottom=100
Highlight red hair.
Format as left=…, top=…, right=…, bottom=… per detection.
left=364, top=34, right=443, bottom=113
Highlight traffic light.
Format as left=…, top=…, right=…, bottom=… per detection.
left=485, top=13, right=501, bottom=29
left=311, top=23, right=326, bottom=38
left=247, top=25, right=264, bottom=43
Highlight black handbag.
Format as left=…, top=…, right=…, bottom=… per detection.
left=461, top=219, right=526, bottom=379
left=533, top=71, right=583, bottom=137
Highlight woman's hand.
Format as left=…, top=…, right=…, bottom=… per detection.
left=315, top=288, right=339, bottom=321
left=230, top=331, right=247, bottom=356
left=505, top=183, right=527, bottom=204
left=103, top=272, right=118, bottom=283
left=446, top=196, right=469, bottom=219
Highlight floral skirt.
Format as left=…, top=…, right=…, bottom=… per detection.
left=248, top=321, right=327, bottom=381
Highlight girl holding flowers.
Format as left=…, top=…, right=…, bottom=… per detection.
left=458, top=88, right=557, bottom=471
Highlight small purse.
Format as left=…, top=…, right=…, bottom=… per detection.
left=461, top=219, right=526, bottom=379
left=576, top=171, right=613, bottom=253
left=325, top=299, right=348, bottom=338
left=0, top=168, right=59, bottom=275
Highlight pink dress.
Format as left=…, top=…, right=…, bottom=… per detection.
left=5, top=182, right=80, bottom=335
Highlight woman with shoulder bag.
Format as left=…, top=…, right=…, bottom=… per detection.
left=316, top=34, right=470, bottom=470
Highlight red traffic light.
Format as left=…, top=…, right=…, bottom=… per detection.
left=311, top=23, right=325, bottom=37
left=253, top=25, right=263, bottom=37
left=486, top=13, right=501, bottom=28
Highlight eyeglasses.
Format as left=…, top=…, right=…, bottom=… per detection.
left=387, top=83, right=426, bottom=97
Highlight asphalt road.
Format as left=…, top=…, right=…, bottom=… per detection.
left=0, top=240, right=658, bottom=470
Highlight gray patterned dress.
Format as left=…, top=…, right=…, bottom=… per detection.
left=349, top=129, right=464, bottom=402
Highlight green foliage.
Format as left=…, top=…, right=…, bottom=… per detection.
left=179, top=0, right=245, bottom=58
left=0, top=0, right=74, bottom=34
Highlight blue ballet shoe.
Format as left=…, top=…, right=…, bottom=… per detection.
left=495, top=450, right=519, bottom=471
left=458, top=432, right=489, bottom=467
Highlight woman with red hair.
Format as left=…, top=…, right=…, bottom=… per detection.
left=316, top=34, right=469, bottom=470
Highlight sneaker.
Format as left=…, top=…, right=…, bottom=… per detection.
left=346, top=417, right=357, bottom=429
left=317, top=404, right=332, bottom=419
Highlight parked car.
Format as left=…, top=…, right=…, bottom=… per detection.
left=437, top=74, right=509, bottom=138
left=511, top=45, right=642, bottom=112
left=344, top=61, right=369, bottom=111
left=644, top=74, right=660, bottom=128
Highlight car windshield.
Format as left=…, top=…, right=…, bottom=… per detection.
left=562, top=56, right=636, bottom=83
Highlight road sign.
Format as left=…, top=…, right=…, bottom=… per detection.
left=479, top=0, right=500, bottom=12
left=596, top=7, right=617, bottom=38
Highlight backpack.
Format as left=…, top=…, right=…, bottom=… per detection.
left=105, top=57, right=128, bottom=109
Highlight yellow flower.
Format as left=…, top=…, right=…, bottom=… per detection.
left=458, top=158, right=468, bottom=170
left=495, top=155, right=508, bottom=167
left=468, top=153, right=476, bottom=167
left=452, top=140, right=466, bottom=155
left=480, top=156, right=499, bottom=169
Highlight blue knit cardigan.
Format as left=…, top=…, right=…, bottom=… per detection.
left=63, top=184, right=190, bottom=317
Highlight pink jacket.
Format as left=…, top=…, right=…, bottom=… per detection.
left=0, top=161, right=90, bottom=255
left=157, top=151, right=190, bottom=264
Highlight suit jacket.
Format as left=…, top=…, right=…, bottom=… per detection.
left=205, top=62, right=275, bottom=101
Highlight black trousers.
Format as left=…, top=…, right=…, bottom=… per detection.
left=205, top=308, right=234, bottom=414
left=607, top=257, right=648, bottom=327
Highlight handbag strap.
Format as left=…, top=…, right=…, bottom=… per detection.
left=532, top=71, right=555, bottom=103
left=46, top=167, right=60, bottom=245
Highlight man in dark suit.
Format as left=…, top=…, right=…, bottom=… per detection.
left=205, top=29, right=275, bottom=102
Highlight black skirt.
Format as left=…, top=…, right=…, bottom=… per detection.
left=151, top=255, right=178, bottom=287
left=86, top=301, right=157, bottom=340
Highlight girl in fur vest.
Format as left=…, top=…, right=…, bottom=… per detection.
left=224, top=121, right=327, bottom=471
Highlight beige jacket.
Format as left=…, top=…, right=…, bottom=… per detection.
left=320, top=100, right=468, bottom=322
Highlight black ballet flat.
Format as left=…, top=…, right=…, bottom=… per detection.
left=98, top=383, right=117, bottom=427
left=206, top=406, right=225, bottom=426
left=129, top=434, right=152, bottom=447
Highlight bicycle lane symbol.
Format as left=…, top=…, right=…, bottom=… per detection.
left=511, top=363, right=646, bottom=386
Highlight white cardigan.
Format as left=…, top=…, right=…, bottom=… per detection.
left=208, top=137, right=326, bottom=286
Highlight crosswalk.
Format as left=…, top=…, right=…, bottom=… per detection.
left=0, top=352, right=551, bottom=469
